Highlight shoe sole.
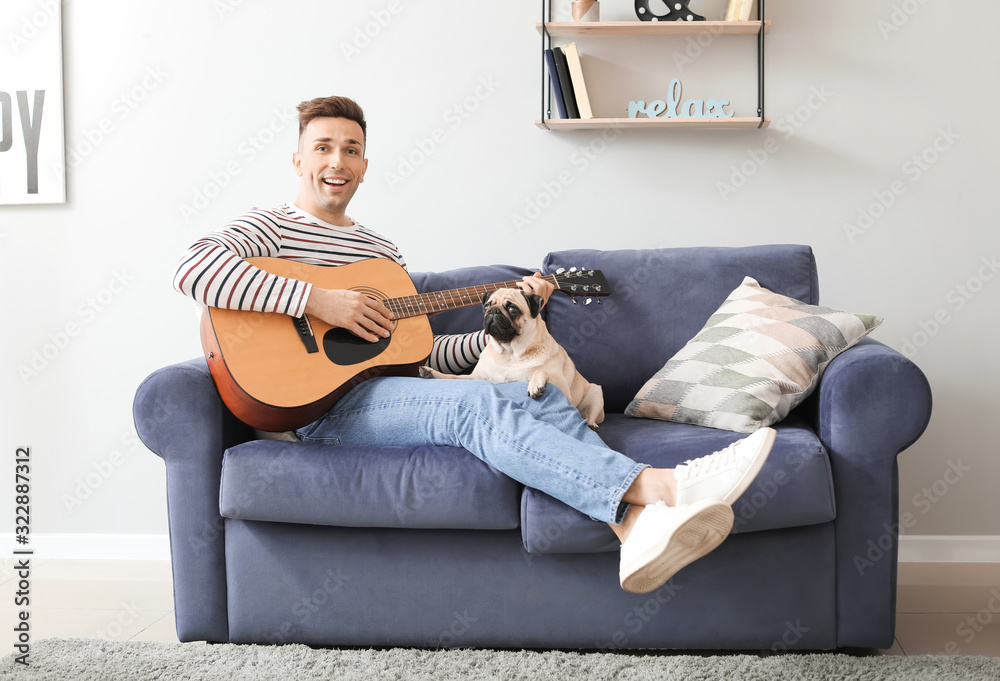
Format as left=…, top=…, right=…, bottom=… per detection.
left=720, top=427, right=776, bottom=506
left=620, top=501, right=735, bottom=594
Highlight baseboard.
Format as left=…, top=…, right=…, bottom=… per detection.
left=898, top=535, right=1000, bottom=563
left=0, top=533, right=171, bottom=560
left=2, top=534, right=998, bottom=564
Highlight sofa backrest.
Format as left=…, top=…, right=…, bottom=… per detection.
left=542, top=245, right=819, bottom=412
left=411, top=245, right=818, bottom=412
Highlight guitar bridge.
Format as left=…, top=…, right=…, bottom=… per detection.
left=293, top=315, right=319, bottom=354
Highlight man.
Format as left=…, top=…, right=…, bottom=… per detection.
left=174, top=96, right=775, bottom=594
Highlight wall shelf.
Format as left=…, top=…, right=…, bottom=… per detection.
left=538, top=3, right=769, bottom=131
left=533, top=116, right=770, bottom=130
left=535, top=20, right=771, bottom=37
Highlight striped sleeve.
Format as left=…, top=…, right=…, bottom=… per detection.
left=427, top=330, right=488, bottom=374
left=172, top=210, right=312, bottom=317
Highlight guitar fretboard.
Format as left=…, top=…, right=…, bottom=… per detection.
left=384, top=276, right=559, bottom=320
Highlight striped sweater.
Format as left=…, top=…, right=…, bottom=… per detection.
left=173, top=203, right=486, bottom=374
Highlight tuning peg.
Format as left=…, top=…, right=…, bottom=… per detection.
left=556, top=267, right=566, bottom=274
left=571, top=298, right=578, bottom=305
left=569, top=267, right=578, bottom=272
left=585, top=298, right=593, bottom=305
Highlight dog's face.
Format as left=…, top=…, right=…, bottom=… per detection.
left=481, top=289, right=543, bottom=344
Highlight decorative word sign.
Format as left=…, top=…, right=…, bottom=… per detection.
left=628, top=78, right=734, bottom=119
left=1, top=1, right=66, bottom=204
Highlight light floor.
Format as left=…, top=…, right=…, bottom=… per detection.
left=1, top=559, right=998, bottom=656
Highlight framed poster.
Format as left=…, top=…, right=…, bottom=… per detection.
left=0, top=0, right=66, bottom=205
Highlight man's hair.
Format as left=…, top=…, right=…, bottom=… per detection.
left=296, top=95, right=367, bottom=143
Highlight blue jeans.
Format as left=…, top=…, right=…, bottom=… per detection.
left=296, top=377, right=647, bottom=524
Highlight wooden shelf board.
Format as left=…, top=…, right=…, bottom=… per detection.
left=535, top=117, right=770, bottom=130
left=536, top=20, right=771, bottom=37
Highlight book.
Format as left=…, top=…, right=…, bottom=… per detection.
left=552, top=46, right=580, bottom=118
left=544, top=48, right=569, bottom=119
left=725, top=0, right=753, bottom=21
left=561, top=43, right=593, bottom=120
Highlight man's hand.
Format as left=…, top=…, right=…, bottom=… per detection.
left=304, top=287, right=394, bottom=342
left=518, top=272, right=555, bottom=309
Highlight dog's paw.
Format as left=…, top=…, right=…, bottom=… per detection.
left=527, top=381, right=547, bottom=399
left=587, top=421, right=601, bottom=433
left=418, top=366, right=437, bottom=379
left=528, top=371, right=550, bottom=398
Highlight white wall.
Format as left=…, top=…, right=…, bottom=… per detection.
left=1, top=0, right=996, bottom=550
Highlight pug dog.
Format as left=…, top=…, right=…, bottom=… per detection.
left=419, top=288, right=605, bottom=431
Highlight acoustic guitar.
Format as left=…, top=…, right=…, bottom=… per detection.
left=200, top=257, right=611, bottom=431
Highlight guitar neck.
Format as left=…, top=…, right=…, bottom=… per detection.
left=385, top=275, right=559, bottom=320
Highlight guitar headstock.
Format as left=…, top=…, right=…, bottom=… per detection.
left=552, top=268, right=612, bottom=300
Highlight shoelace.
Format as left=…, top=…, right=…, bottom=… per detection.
left=675, top=443, right=738, bottom=481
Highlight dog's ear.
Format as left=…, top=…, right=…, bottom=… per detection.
left=521, top=291, right=544, bottom=318
left=481, top=291, right=495, bottom=309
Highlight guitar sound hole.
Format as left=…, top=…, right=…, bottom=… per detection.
left=323, top=328, right=391, bottom=366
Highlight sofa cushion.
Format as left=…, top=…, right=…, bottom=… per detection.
left=521, top=414, right=835, bottom=554
left=542, top=245, right=818, bottom=413
left=220, top=440, right=521, bottom=530
left=626, top=276, right=883, bottom=433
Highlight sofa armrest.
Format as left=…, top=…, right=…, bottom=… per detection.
left=809, top=338, right=932, bottom=458
left=804, top=338, right=933, bottom=648
left=133, top=357, right=254, bottom=642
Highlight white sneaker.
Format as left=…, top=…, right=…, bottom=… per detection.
left=674, top=427, right=776, bottom=507
left=619, top=499, right=734, bottom=594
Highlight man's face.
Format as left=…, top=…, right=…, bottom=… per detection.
left=293, top=116, right=368, bottom=225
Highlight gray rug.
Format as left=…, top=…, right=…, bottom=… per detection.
left=2, top=639, right=998, bottom=680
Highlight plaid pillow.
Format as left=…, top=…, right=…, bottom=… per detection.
left=625, top=276, right=883, bottom=433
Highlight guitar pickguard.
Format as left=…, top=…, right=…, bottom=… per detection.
left=323, top=328, right=392, bottom=366
left=320, top=284, right=396, bottom=365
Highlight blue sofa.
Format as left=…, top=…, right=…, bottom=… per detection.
left=134, top=245, right=932, bottom=650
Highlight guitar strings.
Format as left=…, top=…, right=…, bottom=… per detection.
left=383, top=276, right=562, bottom=319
